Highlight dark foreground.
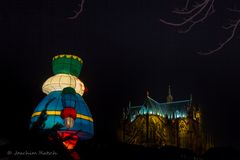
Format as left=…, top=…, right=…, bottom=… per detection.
left=0, top=132, right=239, bottom=160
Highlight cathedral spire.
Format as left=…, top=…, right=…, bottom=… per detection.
left=190, top=94, right=192, bottom=105
left=166, top=85, right=173, bottom=102
left=146, top=90, right=150, bottom=97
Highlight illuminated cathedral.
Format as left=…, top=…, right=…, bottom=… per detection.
left=118, top=86, right=214, bottom=154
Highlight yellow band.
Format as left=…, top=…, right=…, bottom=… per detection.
left=53, top=54, right=83, bottom=63
left=32, top=111, right=93, bottom=122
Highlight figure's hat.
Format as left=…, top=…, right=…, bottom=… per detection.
left=42, top=54, right=85, bottom=95
left=52, top=54, right=83, bottom=77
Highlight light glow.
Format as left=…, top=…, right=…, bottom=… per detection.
left=65, top=117, right=75, bottom=129
left=42, top=74, right=85, bottom=96
left=58, top=131, right=78, bottom=150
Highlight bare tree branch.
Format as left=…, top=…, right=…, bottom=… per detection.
left=68, top=0, right=85, bottom=20
left=198, top=8, right=240, bottom=55
left=228, top=8, right=240, bottom=13
left=173, top=1, right=205, bottom=15
left=160, top=0, right=240, bottom=55
left=185, top=0, right=190, bottom=10
left=179, top=1, right=215, bottom=33
left=198, top=18, right=240, bottom=55
left=160, top=0, right=215, bottom=31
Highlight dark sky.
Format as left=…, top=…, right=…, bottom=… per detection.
left=1, top=0, right=240, bottom=148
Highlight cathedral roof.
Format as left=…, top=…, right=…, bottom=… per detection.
left=128, top=96, right=191, bottom=121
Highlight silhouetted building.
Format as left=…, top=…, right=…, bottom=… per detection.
left=118, top=86, right=214, bottom=154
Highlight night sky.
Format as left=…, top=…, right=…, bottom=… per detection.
left=1, top=0, right=240, bottom=148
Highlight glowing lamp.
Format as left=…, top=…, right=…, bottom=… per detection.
left=64, top=117, right=74, bottom=129
left=42, top=74, right=85, bottom=96
left=61, top=107, right=77, bottom=129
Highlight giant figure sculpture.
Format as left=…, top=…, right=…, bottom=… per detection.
left=30, top=54, right=94, bottom=149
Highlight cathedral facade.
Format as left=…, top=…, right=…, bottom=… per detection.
left=118, top=86, right=214, bottom=154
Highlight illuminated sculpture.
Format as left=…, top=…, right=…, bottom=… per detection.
left=30, top=54, right=94, bottom=150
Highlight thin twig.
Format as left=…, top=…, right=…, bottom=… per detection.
left=228, top=8, right=240, bottom=13
left=68, top=0, right=85, bottom=20
left=173, top=1, right=205, bottom=15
